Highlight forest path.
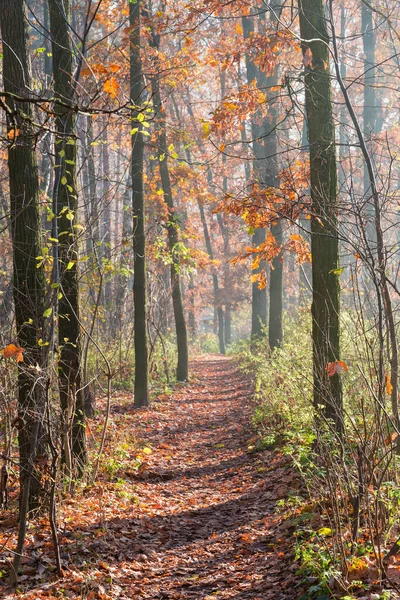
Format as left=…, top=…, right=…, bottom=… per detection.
left=1, top=356, right=304, bottom=600
left=114, top=355, right=303, bottom=599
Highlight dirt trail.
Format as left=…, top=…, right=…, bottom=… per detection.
left=117, top=356, right=303, bottom=599
left=1, top=356, right=304, bottom=599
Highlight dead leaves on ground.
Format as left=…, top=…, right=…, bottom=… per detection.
left=0, top=357, right=304, bottom=599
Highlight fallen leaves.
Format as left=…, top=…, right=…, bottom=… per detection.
left=0, top=357, right=304, bottom=599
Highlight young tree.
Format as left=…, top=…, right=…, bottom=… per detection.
left=299, top=0, right=343, bottom=432
left=266, top=2, right=283, bottom=352
left=49, top=0, right=87, bottom=475
left=149, top=29, right=189, bottom=382
left=130, top=0, right=149, bottom=406
left=243, top=13, right=268, bottom=340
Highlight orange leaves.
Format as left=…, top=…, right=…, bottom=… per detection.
left=103, top=76, right=119, bottom=99
left=246, top=30, right=293, bottom=74
left=250, top=271, right=267, bottom=289
left=211, top=84, right=267, bottom=138
left=326, top=360, right=348, bottom=377
left=386, top=373, right=393, bottom=395
left=7, top=129, right=21, bottom=140
left=81, top=63, right=121, bottom=77
left=287, top=234, right=311, bottom=264
left=80, top=63, right=121, bottom=100
left=2, top=343, right=24, bottom=362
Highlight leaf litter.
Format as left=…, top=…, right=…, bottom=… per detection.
left=0, top=356, right=306, bottom=599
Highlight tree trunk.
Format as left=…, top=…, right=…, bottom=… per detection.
left=130, top=0, right=149, bottom=406
left=362, top=1, right=376, bottom=250
left=242, top=13, right=268, bottom=341
left=102, top=124, right=113, bottom=320
left=149, top=35, right=188, bottom=382
left=266, top=3, right=283, bottom=351
left=299, top=0, right=343, bottom=432
left=0, top=0, right=47, bottom=511
left=177, top=95, right=225, bottom=352
left=49, top=0, right=87, bottom=475
left=198, top=201, right=225, bottom=354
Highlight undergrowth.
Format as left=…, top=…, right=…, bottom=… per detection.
left=234, top=309, right=400, bottom=600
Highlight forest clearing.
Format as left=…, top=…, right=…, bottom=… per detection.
left=1, top=0, right=400, bottom=598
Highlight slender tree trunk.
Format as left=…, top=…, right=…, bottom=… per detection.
left=199, top=201, right=225, bottom=354
left=266, top=4, right=283, bottom=351
left=299, top=0, right=343, bottom=432
left=149, top=36, right=188, bottom=381
left=362, top=1, right=376, bottom=250
left=49, top=0, right=87, bottom=475
left=115, top=180, right=132, bottom=333
left=102, top=124, right=112, bottom=317
left=188, top=273, right=196, bottom=337
left=242, top=13, right=268, bottom=340
left=338, top=3, right=347, bottom=192
left=329, top=0, right=399, bottom=440
left=178, top=94, right=225, bottom=352
left=130, top=0, right=149, bottom=406
left=299, top=119, right=312, bottom=302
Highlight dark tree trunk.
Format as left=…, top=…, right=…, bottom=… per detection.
left=0, top=0, right=47, bottom=511
left=130, top=0, right=149, bottom=406
left=49, top=0, right=87, bottom=475
left=149, top=36, right=189, bottom=382
left=299, top=0, right=343, bottom=432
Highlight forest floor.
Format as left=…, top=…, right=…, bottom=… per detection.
left=0, top=356, right=306, bottom=599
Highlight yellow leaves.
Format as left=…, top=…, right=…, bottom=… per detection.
left=250, top=271, right=267, bottom=289
left=202, top=122, right=211, bottom=138
left=386, top=373, right=393, bottom=395
left=142, top=447, right=152, bottom=455
left=103, top=76, right=119, bottom=99
left=222, top=101, right=239, bottom=112
left=2, top=343, right=24, bottom=363
left=235, top=22, right=243, bottom=35
left=257, top=91, right=266, bottom=104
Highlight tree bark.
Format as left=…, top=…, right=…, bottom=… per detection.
left=49, top=0, right=87, bottom=475
left=149, top=35, right=189, bottom=382
left=299, top=0, right=343, bottom=432
left=130, top=0, right=149, bottom=406
left=362, top=1, right=377, bottom=250
left=0, top=0, right=47, bottom=512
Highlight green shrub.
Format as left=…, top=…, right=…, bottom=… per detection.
left=233, top=310, right=314, bottom=444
